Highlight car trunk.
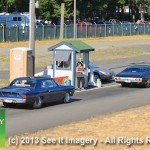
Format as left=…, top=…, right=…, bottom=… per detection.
left=0, top=91, right=22, bottom=98
left=0, top=88, right=30, bottom=98
left=117, top=72, right=144, bottom=78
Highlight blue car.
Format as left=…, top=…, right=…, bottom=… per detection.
left=0, top=77, right=74, bottom=109
left=115, top=65, right=150, bottom=88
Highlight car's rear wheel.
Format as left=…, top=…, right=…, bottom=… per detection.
left=144, top=80, right=150, bottom=88
left=3, top=102, right=16, bottom=108
left=32, top=97, right=43, bottom=109
left=63, top=93, right=70, bottom=103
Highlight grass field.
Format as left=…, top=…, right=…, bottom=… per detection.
left=2, top=105, right=150, bottom=150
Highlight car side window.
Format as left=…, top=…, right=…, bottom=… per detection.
left=41, top=80, right=57, bottom=88
left=51, top=80, right=58, bottom=87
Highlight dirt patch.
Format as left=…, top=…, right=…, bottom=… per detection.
left=1, top=35, right=150, bottom=48
left=2, top=105, right=150, bottom=150
left=0, top=40, right=58, bottom=48
left=90, top=47, right=150, bottom=61
left=0, top=79, right=9, bottom=87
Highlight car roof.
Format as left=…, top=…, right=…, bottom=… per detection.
left=128, top=65, right=150, bottom=69
left=13, top=76, right=52, bottom=81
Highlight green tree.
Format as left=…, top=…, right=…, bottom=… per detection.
left=76, top=0, right=109, bottom=20
left=38, top=0, right=73, bottom=22
left=1, top=0, right=150, bottom=22
left=0, top=0, right=29, bottom=12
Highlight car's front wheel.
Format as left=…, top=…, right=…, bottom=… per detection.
left=32, top=97, right=43, bottom=109
left=94, top=74, right=101, bottom=87
left=63, top=93, right=70, bottom=103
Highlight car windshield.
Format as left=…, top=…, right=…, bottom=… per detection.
left=10, top=79, right=36, bottom=88
left=124, top=68, right=147, bottom=73
left=89, top=62, right=97, bottom=68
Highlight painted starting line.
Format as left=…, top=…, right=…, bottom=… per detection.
left=75, top=84, right=118, bottom=93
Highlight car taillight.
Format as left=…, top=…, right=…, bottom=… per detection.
left=115, top=77, right=120, bottom=80
left=135, top=78, right=141, bottom=81
left=22, top=94, right=26, bottom=99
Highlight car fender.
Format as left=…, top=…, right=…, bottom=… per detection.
left=93, top=70, right=102, bottom=77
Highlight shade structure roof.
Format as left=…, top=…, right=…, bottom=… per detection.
left=48, top=40, right=95, bottom=53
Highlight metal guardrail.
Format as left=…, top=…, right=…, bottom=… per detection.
left=0, top=23, right=150, bottom=42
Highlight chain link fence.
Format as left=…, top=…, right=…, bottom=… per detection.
left=0, top=23, right=150, bottom=42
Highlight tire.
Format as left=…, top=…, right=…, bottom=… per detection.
left=144, top=80, right=150, bottom=88
left=94, top=74, right=100, bottom=82
left=63, top=93, right=70, bottom=103
left=32, top=97, right=43, bottom=109
left=94, top=74, right=101, bottom=87
left=3, top=102, right=16, bottom=108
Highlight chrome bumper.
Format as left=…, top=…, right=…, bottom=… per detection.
left=115, top=77, right=142, bottom=83
left=0, top=97, right=26, bottom=104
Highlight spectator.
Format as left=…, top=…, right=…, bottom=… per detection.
left=76, top=62, right=85, bottom=90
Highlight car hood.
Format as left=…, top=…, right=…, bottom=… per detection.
left=92, top=66, right=114, bottom=75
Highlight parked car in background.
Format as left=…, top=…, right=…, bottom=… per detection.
left=0, top=77, right=74, bottom=109
left=36, top=21, right=45, bottom=26
left=122, top=21, right=131, bottom=24
left=115, top=65, right=150, bottom=88
left=77, top=21, right=92, bottom=25
left=65, top=19, right=73, bottom=25
left=90, top=18, right=113, bottom=25
left=94, top=18, right=105, bottom=24
left=109, top=19, right=122, bottom=24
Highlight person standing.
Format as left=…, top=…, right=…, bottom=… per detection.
left=76, top=62, right=85, bottom=90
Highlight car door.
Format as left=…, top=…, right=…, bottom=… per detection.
left=40, top=80, right=56, bottom=103
left=47, top=80, right=66, bottom=102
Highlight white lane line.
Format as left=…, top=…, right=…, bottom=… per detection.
left=102, top=84, right=118, bottom=89
left=75, top=84, right=118, bottom=93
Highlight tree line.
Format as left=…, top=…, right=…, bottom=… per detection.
left=0, top=0, right=150, bottom=23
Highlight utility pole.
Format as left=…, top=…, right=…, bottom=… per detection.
left=29, top=0, right=35, bottom=76
left=140, top=0, right=144, bottom=21
left=73, top=0, right=76, bottom=39
left=60, top=3, right=65, bottom=41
